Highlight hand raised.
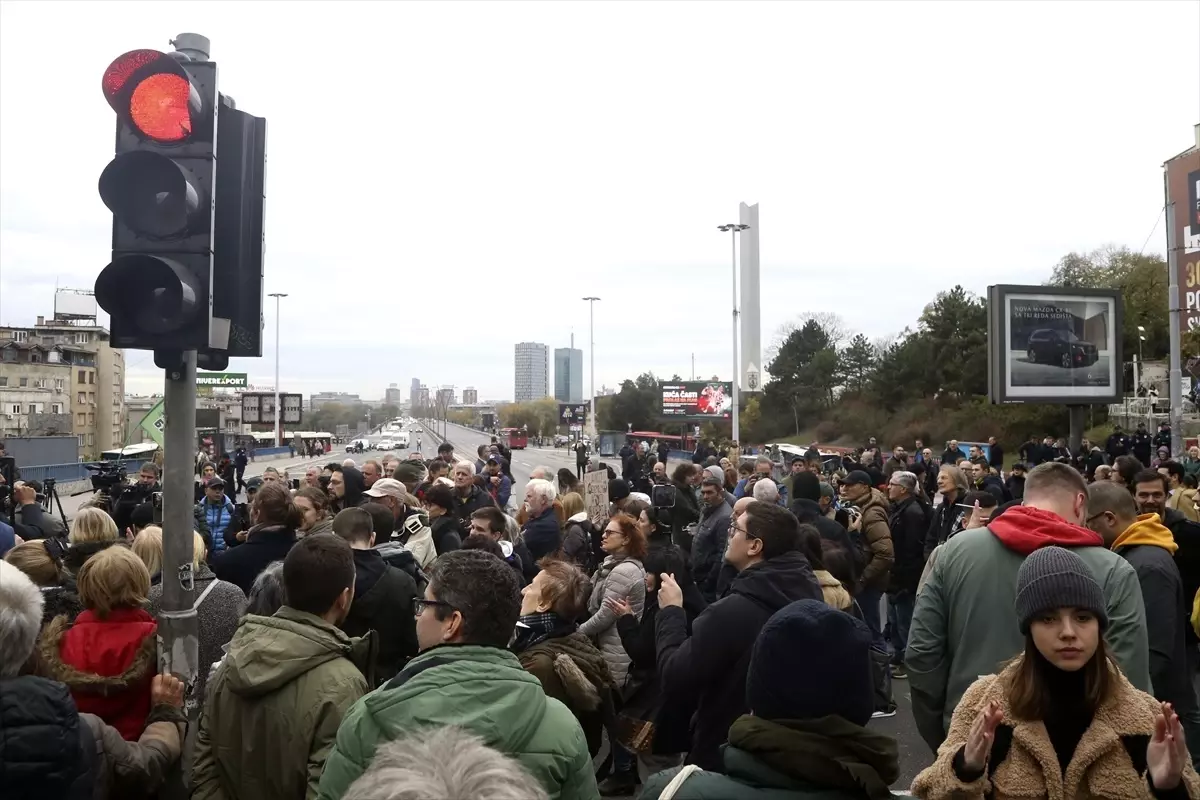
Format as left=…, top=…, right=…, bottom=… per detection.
left=962, top=700, right=1004, bottom=774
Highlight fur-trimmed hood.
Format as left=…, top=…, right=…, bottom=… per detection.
left=39, top=610, right=157, bottom=694
left=517, top=631, right=614, bottom=713
left=912, top=658, right=1200, bottom=800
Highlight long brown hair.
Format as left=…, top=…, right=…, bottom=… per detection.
left=1003, top=634, right=1115, bottom=720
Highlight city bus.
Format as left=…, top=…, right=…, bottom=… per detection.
left=499, top=427, right=528, bottom=450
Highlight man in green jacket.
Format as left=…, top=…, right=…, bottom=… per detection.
left=192, top=534, right=371, bottom=800
left=907, top=462, right=1151, bottom=754
left=317, top=550, right=596, bottom=800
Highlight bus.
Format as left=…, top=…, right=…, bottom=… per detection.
left=499, top=427, right=528, bottom=450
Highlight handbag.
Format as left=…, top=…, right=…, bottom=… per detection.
left=658, top=764, right=702, bottom=800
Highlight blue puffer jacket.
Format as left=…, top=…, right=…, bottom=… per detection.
left=197, top=498, right=237, bottom=553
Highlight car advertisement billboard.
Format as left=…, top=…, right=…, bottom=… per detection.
left=987, top=285, right=1122, bottom=405
left=662, top=381, right=733, bottom=419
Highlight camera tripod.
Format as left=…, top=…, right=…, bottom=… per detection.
left=40, top=477, right=69, bottom=527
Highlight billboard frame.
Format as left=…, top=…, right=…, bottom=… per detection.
left=987, top=284, right=1123, bottom=406
left=661, top=381, right=734, bottom=420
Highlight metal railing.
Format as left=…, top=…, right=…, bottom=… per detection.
left=16, top=462, right=92, bottom=483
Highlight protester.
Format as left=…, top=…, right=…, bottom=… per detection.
left=655, top=501, right=822, bottom=770
left=145, top=531, right=244, bottom=702
left=423, top=482, right=466, bottom=556
left=0, top=560, right=187, bottom=800
left=886, top=470, right=930, bottom=678
left=295, top=485, right=335, bottom=537
left=449, top=461, right=494, bottom=524
left=212, top=482, right=301, bottom=593
left=330, top=465, right=367, bottom=512
left=317, top=549, right=597, bottom=800
left=244, top=560, right=287, bottom=616
left=691, top=475, right=734, bottom=602
left=579, top=512, right=647, bottom=692
left=641, top=599, right=900, bottom=800
left=911, top=546, right=1199, bottom=799
left=196, top=476, right=239, bottom=556
left=64, top=505, right=121, bottom=576
left=908, top=462, right=1152, bottom=753
left=331, top=507, right=419, bottom=684
left=559, top=491, right=596, bottom=573
left=521, top=478, right=562, bottom=564
left=839, top=470, right=894, bottom=645
left=513, top=558, right=616, bottom=756
left=5, top=538, right=83, bottom=626
left=40, top=544, right=157, bottom=741
left=799, top=522, right=852, bottom=611
left=193, top=534, right=371, bottom=800
left=469, top=505, right=533, bottom=584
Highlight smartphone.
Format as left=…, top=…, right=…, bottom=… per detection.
left=291, top=478, right=301, bottom=490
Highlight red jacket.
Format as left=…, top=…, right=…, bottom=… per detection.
left=40, top=607, right=157, bottom=741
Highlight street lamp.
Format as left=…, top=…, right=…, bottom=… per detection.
left=582, top=297, right=600, bottom=442
left=268, top=292, right=288, bottom=447
left=717, top=223, right=750, bottom=449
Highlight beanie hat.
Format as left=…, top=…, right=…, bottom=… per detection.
left=704, top=465, right=725, bottom=483
left=1014, top=546, right=1108, bottom=634
left=394, top=461, right=425, bottom=486
left=792, top=471, right=821, bottom=502
left=608, top=479, right=631, bottom=502
left=746, top=599, right=875, bottom=726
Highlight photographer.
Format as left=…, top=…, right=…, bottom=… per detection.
left=11, top=480, right=67, bottom=540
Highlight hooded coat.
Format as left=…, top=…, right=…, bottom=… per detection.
left=655, top=551, right=823, bottom=770
left=40, top=608, right=158, bottom=742
left=815, top=569, right=853, bottom=611
left=316, top=645, right=598, bottom=800
left=339, top=548, right=418, bottom=686
left=1110, top=514, right=1196, bottom=715
left=691, top=499, right=733, bottom=602
left=338, top=466, right=367, bottom=511
left=906, top=506, right=1152, bottom=753
left=515, top=625, right=616, bottom=756
left=561, top=511, right=596, bottom=573
left=190, top=607, right=371, bottom=800
left=846, top=488, right=893, bottom=591
left=0, top=674, right=186, bottom=800
left=579, top=554, right=646, bottom=688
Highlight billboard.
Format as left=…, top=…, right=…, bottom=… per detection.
left=1165, top=139, right=1200, bottom=336
left=53, top=290, right=97, bottom=320
left=242, top=392, right=304, bottom=424
left=662, top=381, right=733, bottom=419
left=558, top=402, right=589, bottom=425
left=196, top=372, right=248, bottom=387
left=987, top=285, right=1122, bottom=405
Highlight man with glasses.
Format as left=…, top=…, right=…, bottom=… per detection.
left=907, top=461, right=1150, bottom=755
left=884, top=471, right=930, bottom=679
left=318, top=550, right=597, bottom=800
left=654, top=501, right=821, bottom=771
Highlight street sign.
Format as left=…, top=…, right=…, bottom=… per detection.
left=196, top=372, right=248, bottom=387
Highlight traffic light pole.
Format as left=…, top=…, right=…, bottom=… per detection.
left=158, top=351, right=200, bottom=705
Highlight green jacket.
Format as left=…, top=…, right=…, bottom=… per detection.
left=906, top=524, right=1150, bottom=753
left=317, top=644, right=597, bottom=800
left=191, top=607, right=371, bottom=800
left=638, top=715, right=902, bottom=800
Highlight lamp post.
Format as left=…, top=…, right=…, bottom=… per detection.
left=268, top=292, right=288, bottom=447
left=717, top=223, right=749, bottom=449
left=582, top=297, right=600, bottom=442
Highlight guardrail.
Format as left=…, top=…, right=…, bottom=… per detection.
left=16, top=462, right=92, bottom=483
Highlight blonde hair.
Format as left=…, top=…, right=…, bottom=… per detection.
left=5, top=540, right=62, bottom=587
left=69, top=506, right=119, bottom=545
left=76, top=545, right=150, bottom=618
left=560, top=492, right=584, bottom=519
left=193, top=532, right=207, bottom=566
left=131, top=526, right=163, bottom=577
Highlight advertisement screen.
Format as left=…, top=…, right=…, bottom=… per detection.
left=991, top=287, right=1120, bottom=403
left=558, top=403, right=589, bottom=425
left=662, top=382, right=733, bottom=419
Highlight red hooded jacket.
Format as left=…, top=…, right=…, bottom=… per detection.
left=987, top=505, right=1104, bottom=555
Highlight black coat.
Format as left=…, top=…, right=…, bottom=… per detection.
left=0, top=675, right=92, bottom=798
left=1106, top=432, right=1131, bottom=460
left=1131, top=431, right=1153, bottom=465
left=1005, top=474, right=1026, bottom=502
left=521, top=507, right=561, bottom=564
left=341, top=549, right=418, bottom=685
left=1162, top=508, right=1200, bottom=647
left=791, top=499, right=860, bottom=577
left=429, top=515, right=464, bottom=556
left=924, top=495, right=966, bottom=560
left=449, top=484, right=494, bottom=525
left=987, top=444, right=1004, bottom=471
left=210, top=523, right=297, bottom=594
left=654, top=551, right=823, bottom=770
left=888, top=496, right=929, bottom=594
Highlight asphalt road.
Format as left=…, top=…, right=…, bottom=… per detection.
left=431, top=421, right=582, bottom=494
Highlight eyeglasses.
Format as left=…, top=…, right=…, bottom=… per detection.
left=602, top=528, right=623, bottom=537
left=413, top=598, right=457, bottom=617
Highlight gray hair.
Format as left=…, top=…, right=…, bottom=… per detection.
left=529, top=466, right=555, bottom=482
left=755, top=456, right=772, bottom=468
left=245, top=560, right=287, bottom=617
left=0, top=560, right=44, bottom=677
left=891, top=471, right=918, bottom=494
left=139, top=461, right=160, bottom=477
left=525, top=478, right=557, bottom=505
left=938, top=463, right=970, bottom=495
left=752, top=479, right=780, bottom=504
left=342, top=726, right=548, bottom=800
left=700, top=475, right=724, bottom=491
left=343, top=458, right=357, bottom=468
left=501, top=514, right=520, bottom=543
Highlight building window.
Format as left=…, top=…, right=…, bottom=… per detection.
left=77, top=434, right=85, bottom=447
left=9, top=404, right=21, bottom=415
left=75, top=332, right=90, bottom=345
left=31, top=403, right=44, bottom=414
left=77, top=413, right=86, bottom=426
left=0, top=377, right=6, bottom=387
left=51, top=403, right=62, bottom=414
left=33, top=379, right=45, bottom=388
left=77, top=392, right=85, bottom=405
left=88, top=372, right=95, bottom=385
left=30, top=352, right=41, bottom=363
left=13, top=330, right=27, bottom=343
left=18, top=377, right=27, bottom=387
left=54, top=378, right=64, bottom=391
left=87, top=433, right=95, bottom=446
left=77, top=369, right=86, bottom=383
left=88, top=392, right=95, bottom=404
left=1, top=349, right=14, bottom=362
left=87, top=412, right=94, bottom=425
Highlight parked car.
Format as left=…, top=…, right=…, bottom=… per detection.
left=1026, top=328, right=1099, bottom=368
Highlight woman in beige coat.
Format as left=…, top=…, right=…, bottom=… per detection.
left=912, top=546, right=1198, bottom=800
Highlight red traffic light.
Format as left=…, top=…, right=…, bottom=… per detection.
left=102, top=49, right=201, bottom=143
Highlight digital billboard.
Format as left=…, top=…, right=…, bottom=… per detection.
left=1164, top=139, right=1200, bottom=336
left=662, top=381, right=733, bottom=419
left=987, top=285, right=1122, bottom=405
left=558, top=403, right=589, bottom=425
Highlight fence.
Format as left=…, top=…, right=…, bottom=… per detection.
left=17, top=462, right=93, bottom=484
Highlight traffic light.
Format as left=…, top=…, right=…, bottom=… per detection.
left=94, top=48, right=218, bottom=352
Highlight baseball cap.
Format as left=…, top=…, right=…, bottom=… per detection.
left=364, top=478, right=406, bottom=500
left=203, top=476, right=225, bottom=489
left=843, top=470, right=873, bottom=487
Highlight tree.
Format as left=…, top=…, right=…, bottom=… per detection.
left=839, top=334, right=876, bottom=395
left=598, top=372, right=662, bottom=432
left=916, top=286, right=988, bottom=397
left=764, top=319, right=840, bottom=434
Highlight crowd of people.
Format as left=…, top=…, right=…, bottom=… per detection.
left=1, top=426, right=1199, bottom=800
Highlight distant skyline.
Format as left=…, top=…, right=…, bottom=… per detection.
left=2, top=1, right=1196, bottom=399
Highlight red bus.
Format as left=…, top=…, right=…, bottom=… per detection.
left=499, top=427, right=528, bottom=450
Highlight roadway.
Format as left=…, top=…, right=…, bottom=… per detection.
left=431, top=421, right=583, bottom=494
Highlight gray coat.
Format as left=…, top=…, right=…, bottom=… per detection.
left=691, top=501, right=733, bottom=601
left=579, top=555, right=646, bottom=689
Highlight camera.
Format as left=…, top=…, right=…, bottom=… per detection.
left=84, top=460, right=128, bottom=493
left=651, top=484, right=677, bottom=510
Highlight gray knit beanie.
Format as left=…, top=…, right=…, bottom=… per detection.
left=1014, top=546, right=1108, bottom=634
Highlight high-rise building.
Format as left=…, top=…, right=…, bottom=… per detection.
left=435, top=386, right=455, bottom=408
left=554, top=335, right=583, bottom=404
left=0, top=295, right=126, bottom=459
left=385, top=383, right=401, bottom=406
left=309, top=391, right=361, bottom=410
left=462, top=387, right=479, bottom=404
left=409, top=377, right=421, bottom=409
left=514, top=342, right=549, bottom=403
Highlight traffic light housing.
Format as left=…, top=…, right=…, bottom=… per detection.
left=95, top=49, right=217, bottom=352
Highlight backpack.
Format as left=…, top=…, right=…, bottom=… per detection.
left=374, top=541, right=429, bottom=596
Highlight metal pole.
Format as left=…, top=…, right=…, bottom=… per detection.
left=1167, top=200, right=1183, bottom=456
left=583, top=297, right=600, bottom=442
left=159, top=351, right=199, bottom=704
left=268, top=293, right=287, bottom=446
left=730, top=228, right=740, bottom=449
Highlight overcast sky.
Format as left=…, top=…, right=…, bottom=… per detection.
left=1, top=0, right=1197, bottom=402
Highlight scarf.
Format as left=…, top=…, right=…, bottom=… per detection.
left=513, top=612, right=573, bottom=651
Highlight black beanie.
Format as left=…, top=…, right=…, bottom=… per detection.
left=745, top=599, right=875, bottom=726
left=1014, top=546, right=1108, bottom=634
left=792, top=471, right=821, bottom=502
left=608, top=479, right=631, bottom=503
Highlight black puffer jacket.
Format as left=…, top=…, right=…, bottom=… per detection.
left=655, top=551, right=823, bottom=770
left=340, top=548, right=418, bottom=685
left=340, top=466, right=367, bottom=511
